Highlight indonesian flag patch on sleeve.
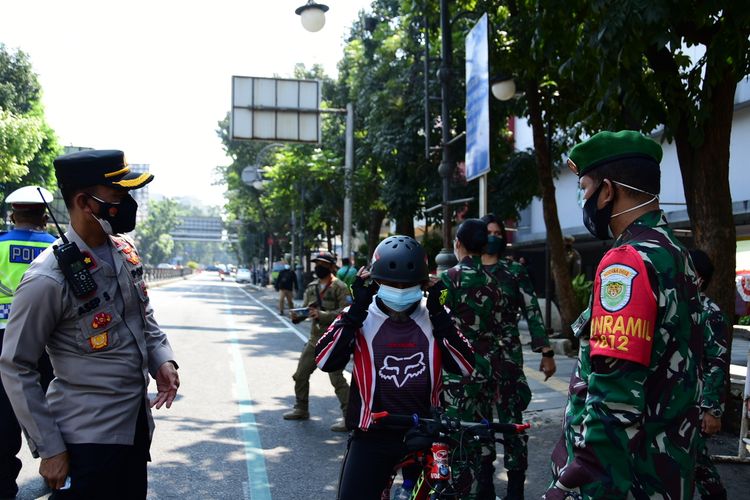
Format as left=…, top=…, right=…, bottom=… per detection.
left=590, top=245, right=657, bottom=366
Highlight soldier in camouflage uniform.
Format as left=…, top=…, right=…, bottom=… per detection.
left=689, top=249, right=729, bottom=500
left=440, top=218, right=503, bottom=499
left=546, top=131, right=703, bottom=499
left=283, top=252, right=351, bottom=432
left=480, top=213, right=556, bottom=500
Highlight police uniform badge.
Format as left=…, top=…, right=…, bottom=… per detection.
left=91, top=312, right=112, bottom=329
left=599, top=264, right=637, bottom=312
left=89, top=331, right=109, bottom=350
left=81, top=251, right=97, bottom=269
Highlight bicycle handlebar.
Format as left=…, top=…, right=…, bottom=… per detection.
left=371, top=411, right=530, bottom=435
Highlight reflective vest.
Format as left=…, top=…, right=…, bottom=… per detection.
left=0, top=229, right=56, bottom=329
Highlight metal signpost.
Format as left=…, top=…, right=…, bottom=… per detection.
left=231, top=76, right=355, bottom=263
left=465, top=13, right=491, bottom=217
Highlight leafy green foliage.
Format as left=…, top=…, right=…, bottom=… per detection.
left=0, top=44, right=41, bottom=115
left=0, top=44, right=61, bottom=226
left=217, top=61, right=348, bottom=265
left=571, top=273, right=593, bottom=316
left=0, top=108, right=43, bottom=183
left=136, top=198, right=182, bottom=265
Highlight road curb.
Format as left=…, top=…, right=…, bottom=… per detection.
left=147, top=273, right=196, bottom=289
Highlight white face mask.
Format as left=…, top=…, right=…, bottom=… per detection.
left=609, top=181, right=659, bottom=219
left=377, top=284, right=423, bottom=312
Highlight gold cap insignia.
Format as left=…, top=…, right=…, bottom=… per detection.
left=567, top=158, right=579, bottom=175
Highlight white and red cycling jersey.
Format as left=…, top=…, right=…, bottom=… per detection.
left=316, top=297, right=474, bottom=431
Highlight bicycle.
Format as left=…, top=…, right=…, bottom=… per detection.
left=372, top=409, right=530, bottom=500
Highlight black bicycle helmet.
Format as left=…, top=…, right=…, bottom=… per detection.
left=370, top=235, right=429, bottom=284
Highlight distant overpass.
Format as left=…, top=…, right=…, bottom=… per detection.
left=171, top=216, right=237, bottom=242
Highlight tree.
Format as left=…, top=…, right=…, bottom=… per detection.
left=0, top=44, right=61, bottom=223
left=0, top=44, right=41, bottom=115
left=456, top=0, right=584, bottom=337
left=216, top=63, right=347, bottom=267
left=136, top=198, right=181, bottom=265
left=559, top=0, right=750, bottom=326
left=337, top=0, right=446, bottom=238
left=0, top=108, right=43, bottom=183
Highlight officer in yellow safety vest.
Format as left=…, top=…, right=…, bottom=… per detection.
left=0, top=185, right=57, bottom=499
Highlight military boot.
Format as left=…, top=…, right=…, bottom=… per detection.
left=330, top=409, right=348, bottom=432
left=329, top=419, right=347, bottom=432
left=504, top=470, right=525, bottom=500
left=282, top=405, right=309, bottom=420
left=475, top=461, right=496, bottom=499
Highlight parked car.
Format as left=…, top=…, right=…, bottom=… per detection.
left=156, top=263, right=176, bottom=269
left=236, top=268, right=252, bottom=283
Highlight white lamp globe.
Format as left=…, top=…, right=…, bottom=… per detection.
left=295, top=2, right=329, bottom=33
left=491, top=78, right=516, bottom=101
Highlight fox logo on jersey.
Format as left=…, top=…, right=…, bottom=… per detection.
left=378, top=352, right=426, bottom=388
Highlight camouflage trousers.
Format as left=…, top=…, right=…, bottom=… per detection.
left=494, top=352, right=531, bottom=472
left=442, top=375, right=495, bottom=500
left=694, top=434, right=726, bottom=498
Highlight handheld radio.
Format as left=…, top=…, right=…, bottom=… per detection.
left=37, top=188, right=97, bottom=298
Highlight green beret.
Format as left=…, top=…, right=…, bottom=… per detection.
left=567, top=130, right=662, bottom=177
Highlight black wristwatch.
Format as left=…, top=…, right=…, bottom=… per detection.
left=542, top=350, right=555, bottom=358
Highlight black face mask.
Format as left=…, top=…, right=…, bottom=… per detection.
left=486, top=235, right=507, bottom=255
left=88, top=193, right=138, bottom=235
left=582, top=183, right=613, bottom=240
left=314, top=266, right=331, bottom=279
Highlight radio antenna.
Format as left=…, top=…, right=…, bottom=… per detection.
left=37, top=187, right=69, bottom=244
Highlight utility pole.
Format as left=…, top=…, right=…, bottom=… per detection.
left=343, top=102, right=354, bottom=262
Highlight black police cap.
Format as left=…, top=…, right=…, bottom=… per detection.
left=54, top=150, right=153, bottom=190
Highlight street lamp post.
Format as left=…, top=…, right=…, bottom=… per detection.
left=434, top=0, right=458, bottom=272
left=295, top=1, right=329, bottom=32
left=294, top=4, right=355, bottom=264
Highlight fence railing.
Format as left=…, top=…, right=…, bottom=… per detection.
left=144, top=267, right=194, bottom=283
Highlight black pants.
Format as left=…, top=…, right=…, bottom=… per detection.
left=0, top=328, right=54, bottom=498
left=50, top=402, right=151, bottom=500
left=337, top=429, right=412, bottom=500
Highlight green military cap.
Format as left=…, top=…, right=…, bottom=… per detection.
left=567, top=130, right=663, bottom=177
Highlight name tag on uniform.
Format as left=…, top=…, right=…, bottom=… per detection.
left=9, top=245, right=44, bottom=264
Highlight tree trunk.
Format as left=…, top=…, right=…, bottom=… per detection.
left=326, top=224, right=333, bottom=252
left=526, top=81, right=579, bottom=338
left=396, top=214, right=415, bottom=238
left=367, top=208, right=387, bottom=260
left=674, top=67, right=738, bottom=423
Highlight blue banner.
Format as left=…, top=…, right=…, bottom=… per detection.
left=465, top=13, right=490, bottom=181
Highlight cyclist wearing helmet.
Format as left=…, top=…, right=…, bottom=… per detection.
left=316, top=235, right=474, bottom=499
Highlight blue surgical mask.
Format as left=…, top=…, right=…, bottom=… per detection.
left=377, top=284, right=423, bottom=312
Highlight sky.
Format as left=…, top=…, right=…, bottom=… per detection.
left=0, top=0, right=373, bottom=206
